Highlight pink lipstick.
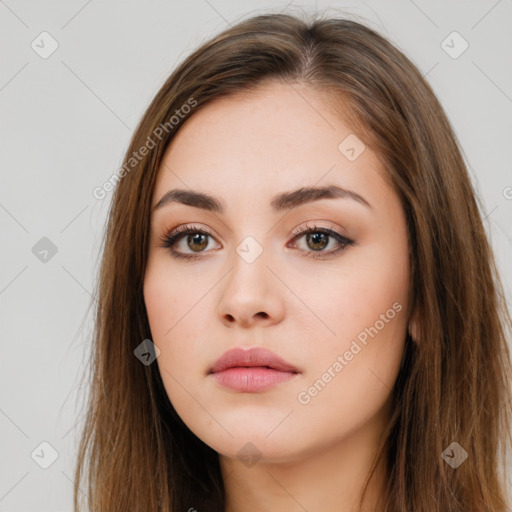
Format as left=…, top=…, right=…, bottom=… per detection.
left=209, top=347, right=300, bottom=392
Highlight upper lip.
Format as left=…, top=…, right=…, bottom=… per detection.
left=209, top=347, right=300, bottom=374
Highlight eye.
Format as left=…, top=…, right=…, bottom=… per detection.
left=288, top=222, right=354, bottom=259
left=158, top=222, right=354, bottom=261
left=158, top=224, right=218, bottom=261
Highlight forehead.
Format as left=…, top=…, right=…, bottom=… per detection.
left=152, top=82, right=387, bottom=211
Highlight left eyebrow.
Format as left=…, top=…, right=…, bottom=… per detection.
left=152, top=184, right=373, bottom=213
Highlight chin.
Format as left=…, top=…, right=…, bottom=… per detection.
left=187, top=419, right=317, bottom=465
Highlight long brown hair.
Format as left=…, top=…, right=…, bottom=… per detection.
left=73, top=10, right=512, bottom=511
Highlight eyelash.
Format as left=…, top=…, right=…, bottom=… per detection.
left=157, top=222, right=354, bottom=261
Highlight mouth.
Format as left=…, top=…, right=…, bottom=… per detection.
left=209, top=347, right=300, bottom=392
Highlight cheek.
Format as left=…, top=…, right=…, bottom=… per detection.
left=301, top=237, right=409, bottom=399
left=144, top=260, right=207, bottom=397
left=294, top=277, right=407, bottom=444
left=309, top=253, right=408, bottom=342
left=143, top=257, right=188, bottom=339
left=144, top=281, right=173, bottom=340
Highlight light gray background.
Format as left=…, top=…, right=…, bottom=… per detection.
left=1, top=1, right=511, bottom=510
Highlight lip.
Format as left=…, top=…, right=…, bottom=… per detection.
left=209, top=347, right=300, bottom=392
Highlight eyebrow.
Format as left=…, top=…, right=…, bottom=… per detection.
left=152, top=184, right=372, bottom=214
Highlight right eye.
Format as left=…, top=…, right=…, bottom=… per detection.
left=158, top=224, right=220, bottom=260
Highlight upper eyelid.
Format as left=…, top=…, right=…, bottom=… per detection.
left=163, top=222, right=345, bottom=240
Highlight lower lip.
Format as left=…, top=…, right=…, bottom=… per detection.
left=211, top=367, right=298, bottom=392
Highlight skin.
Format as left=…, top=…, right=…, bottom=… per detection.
left=144, top=81, right=411, bottom=512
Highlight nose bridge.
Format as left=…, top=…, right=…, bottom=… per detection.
left=235, top=233, right=266, bottom=266
left=228, top=232, right=270, bottom=295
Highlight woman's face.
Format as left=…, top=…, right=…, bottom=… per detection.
left=144, top=81, right=410, bottom=463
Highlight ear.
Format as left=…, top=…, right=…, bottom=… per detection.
left=408, top=311, right=420, bottom=343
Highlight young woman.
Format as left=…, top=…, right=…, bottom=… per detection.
left=74, top=11, right=512, bottom=512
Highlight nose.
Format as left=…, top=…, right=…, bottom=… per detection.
left=216, top=246, right=285, bottom=328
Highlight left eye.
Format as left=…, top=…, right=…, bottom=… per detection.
left=288, top=224, right=354, bottom=258
left=158, top=224, right=354, bottom=260
left=291, top=229, right=347, bottom=253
